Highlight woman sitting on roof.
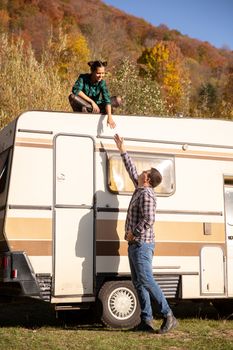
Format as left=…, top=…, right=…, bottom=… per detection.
left=69, top=60, right=122, bottom=129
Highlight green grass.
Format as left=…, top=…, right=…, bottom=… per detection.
left=0, top=299, right=233, bottom=350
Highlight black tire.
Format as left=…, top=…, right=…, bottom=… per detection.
left=98, top=280, right=140, bottom=329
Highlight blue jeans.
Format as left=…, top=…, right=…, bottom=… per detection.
left=128, top=242, right=172, bottom=322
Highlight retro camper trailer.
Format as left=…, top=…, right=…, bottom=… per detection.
left=0, top=110, right=233, bottom=328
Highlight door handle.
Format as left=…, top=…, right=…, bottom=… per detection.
left=57, top=173, right=65, bottom=181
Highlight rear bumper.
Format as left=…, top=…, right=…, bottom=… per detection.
left=0, top=251, right=42, bottom=297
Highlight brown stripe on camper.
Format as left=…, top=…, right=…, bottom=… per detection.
left=5, top=218, right=52, bottom=240
left=15, top=137, right=52, bottom=149
left=96, top=143, right=233, bottom=162
left=96, top=220, right=125, bottom=240
left=96, top=241, right=226, bottom=257
left=8, top=240, right=52, bottom=256
left=156, top=221, right=224, bottom=242
left=96, top=220, right=225, bottom=242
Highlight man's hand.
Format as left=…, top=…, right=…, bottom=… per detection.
left=114, top=134, right=126, bottom=153
left=125, top=231, right=135, bottom=242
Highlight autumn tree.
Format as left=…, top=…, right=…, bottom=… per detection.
left=137, top=41, right=191, bottom=115
left=216, top=65, right=233, bottom=119
left=43, top=28, right=91, bottom=82
left=197, top=82, right=219, bottom=118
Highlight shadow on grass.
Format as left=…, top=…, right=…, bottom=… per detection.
left=0, top=296, right=104, bottom=329
left=0, top=297, right=60, bottom=328
left=0, top=296, right=222, bottom=330
left=171, top=300, right=219, bottom=320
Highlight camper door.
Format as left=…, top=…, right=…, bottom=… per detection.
left=53, top=134, right=95, bottom=298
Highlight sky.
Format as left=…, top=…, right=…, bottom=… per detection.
left=103, top=0, right=233, bottom=50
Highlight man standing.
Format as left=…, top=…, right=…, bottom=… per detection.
left=113, top=134, right=177, bottom=334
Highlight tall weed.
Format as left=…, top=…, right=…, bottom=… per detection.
left=0, top=33, right=70, bottom=128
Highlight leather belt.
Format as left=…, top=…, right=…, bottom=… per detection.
left=128, top=240, right=138, bottom=245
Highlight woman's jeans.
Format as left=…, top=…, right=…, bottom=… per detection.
left=68, top=93, right=121, bottom=113
left=128, top=242, right=172, bottom=322
left=68, top=94, right=93, bottom=112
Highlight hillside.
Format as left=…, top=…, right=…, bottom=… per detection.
left=1, top=0, right=232, bottom=67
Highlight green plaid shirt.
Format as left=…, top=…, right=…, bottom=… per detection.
left=72, top=73, right=111, bottom=106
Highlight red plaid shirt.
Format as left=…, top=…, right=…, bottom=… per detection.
left=121, top=152, right=156, bottom=243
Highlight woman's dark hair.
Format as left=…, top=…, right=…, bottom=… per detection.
left=88, top=60, right=108, bottom=72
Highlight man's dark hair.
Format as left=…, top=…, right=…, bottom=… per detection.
left=148, top=168, right=162, bottom=188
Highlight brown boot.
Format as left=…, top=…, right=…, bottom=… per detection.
left=157, top=314, right=178, bottom=334
left=134, top=320, right=155, bottom=332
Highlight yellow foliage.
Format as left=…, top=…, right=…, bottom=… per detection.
left=67, top=34, right=90, bottom=63
left=58, top=30, right=91, bottom=80
left=152, top=42, right=169, bottom=63
left=138, top=41, right=191, bottom=114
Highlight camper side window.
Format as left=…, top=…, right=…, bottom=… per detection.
left=107, top=153, right=175, bottom=195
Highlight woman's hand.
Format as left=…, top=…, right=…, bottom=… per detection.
left=107, top=116, right=116, bottom=129
left=91, top=101, right=100, bottom=113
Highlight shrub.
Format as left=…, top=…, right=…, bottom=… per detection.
left=109, top=58, right=167, bottom=116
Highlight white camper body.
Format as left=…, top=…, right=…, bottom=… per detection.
left=1, top=110, right=233, bottom=327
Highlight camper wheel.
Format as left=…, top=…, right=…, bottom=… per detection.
left=98, top=280, right=140, bottom=329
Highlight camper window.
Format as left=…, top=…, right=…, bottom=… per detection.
left=108, top=153, right=175, bottom=195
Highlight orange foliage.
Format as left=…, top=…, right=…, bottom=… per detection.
left=38, top=0, right=64, bottom=22
left=0, top=10, right=10, bottom=31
